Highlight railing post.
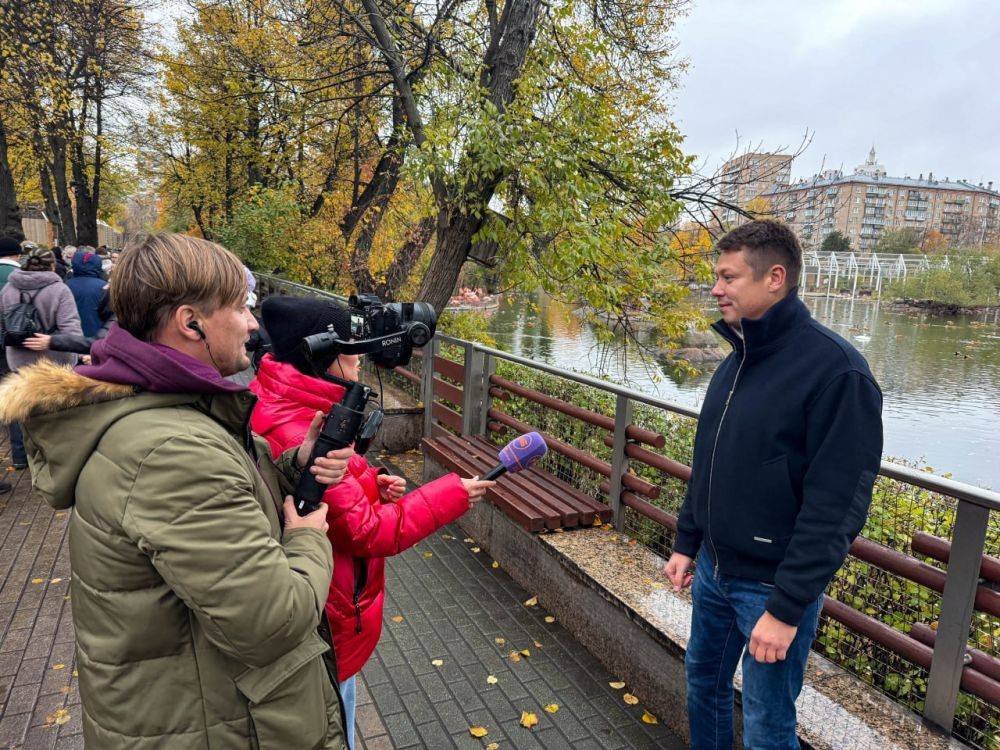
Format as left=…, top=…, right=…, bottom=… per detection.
left=923, top=499, right=990, bottom=731
left=608, top=394, right=632, bottom=530
left=420, top=339, right=440, bottom=483
left=421, top=338, right=439, bottom=439
left=461, top=343, right=484, bottom=436
left=478, top=352, right=495, bottom=438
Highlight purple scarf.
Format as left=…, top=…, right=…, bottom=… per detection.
left=75, top=324, right=246, bottom=394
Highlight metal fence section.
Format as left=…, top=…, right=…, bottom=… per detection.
left=800, top=251, right=959, bottom=297
left=418, top=333, right=1000, bottom=749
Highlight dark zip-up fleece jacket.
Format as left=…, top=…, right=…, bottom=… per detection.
left=674, top=289, right=883, bottom=626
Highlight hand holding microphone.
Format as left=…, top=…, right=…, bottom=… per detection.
left=458, top=433, right=548, bottom=508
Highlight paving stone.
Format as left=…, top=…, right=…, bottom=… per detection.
left=0, top=711, right=31, bottom=746
left=5, top=684, right=42, bottom=715
left=381, top=709, right=420, bottom=748
left=54, top=734, right=85, bottom=750
left=355, top=702, right=387, bottom=740
left=22, top=725, right=60, bottom=750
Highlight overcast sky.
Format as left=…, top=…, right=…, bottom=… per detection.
left=671, top=0, right=1000, bottom=184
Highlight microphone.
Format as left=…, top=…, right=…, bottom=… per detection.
left=482, top=432, right=548, bottom=481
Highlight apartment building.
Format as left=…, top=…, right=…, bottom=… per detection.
left=718, top=152, right=793, bottom=225
left=762, top=149, right=1000, bottom=251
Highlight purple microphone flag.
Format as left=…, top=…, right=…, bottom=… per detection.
left=482, top=432, right=548, bottom=481
left=499, top=432, right=547, bottom=472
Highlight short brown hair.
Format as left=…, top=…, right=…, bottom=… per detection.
left=716, top=219, right=802, bottom=287
left=111, top=234, right=247, bottom=341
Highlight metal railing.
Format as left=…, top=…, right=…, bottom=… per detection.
left=418, top=333, right=999, bottom=744
left=253, top=273, right=999, bottom=745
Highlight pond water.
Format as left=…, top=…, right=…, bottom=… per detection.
left=482, top=291, right=1000, bottom=491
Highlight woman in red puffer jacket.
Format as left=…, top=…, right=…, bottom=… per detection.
left=249, top=296, right=493, bottom=750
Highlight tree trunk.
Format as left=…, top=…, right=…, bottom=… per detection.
left=223, top=131, right=234, bottom=223
left=0, top=114, right=23, bottom=241
left=48, top=135, right=77, bottom=246
left=417, top=210, right=482, bottom=312
left=71, top=134, right=98, bottom=246
left=340, top=98, right=406, bottom=241
left=415, top=0, right=542, bottom=312
left=37, top=162, right=60, bottom=241
left=192, top=204, right=210, bottom=240
left=377, top=215, right=435, bottom=299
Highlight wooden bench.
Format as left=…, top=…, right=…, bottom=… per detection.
left=422, top=433, right=613, bottom=532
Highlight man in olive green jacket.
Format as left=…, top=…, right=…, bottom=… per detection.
left=0, top=234, right=351, bottom=749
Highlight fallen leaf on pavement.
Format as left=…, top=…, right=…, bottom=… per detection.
left=623, top=693, right=639, bottom=705
left=486, top=675, right=498, bottom=685
left=544, top=703, right=559, bottom=714
left=609, top=681, right=625, bottom=690
left=45, top=709, right=71, bottom=726
left=520, top=711, right=538, bottom=729
left=469, top=726, right=488, bottom=738
left=391, top=615, right=404, bottom=623
left=431, top=659, right=444, bottom=667
left=641, top=711, right=659, bottom=724
left=524, top=596, right=537, bottom=607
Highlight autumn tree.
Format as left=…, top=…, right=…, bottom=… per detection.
left=820, top=230, right=850, bottom=253
left=0, top=0, right=145, bottom=245
left=873, top=227, right=924, bottom=255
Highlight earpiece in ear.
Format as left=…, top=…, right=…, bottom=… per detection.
left=187, top=321, right=206, bottom=340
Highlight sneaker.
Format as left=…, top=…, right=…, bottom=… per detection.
left=12, top=462, right=27, bottom=470
left=0, top=480, right=11, bottom=495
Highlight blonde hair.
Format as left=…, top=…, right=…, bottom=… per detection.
left=111, top=234, right=247, bottom=341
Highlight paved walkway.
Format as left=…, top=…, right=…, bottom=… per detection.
left=0, top=433, right=683, bottom=749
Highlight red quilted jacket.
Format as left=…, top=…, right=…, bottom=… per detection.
left=249, top=355, right=470, bottom=680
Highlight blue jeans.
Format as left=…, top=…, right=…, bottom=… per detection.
left=685, top=552, right=822, bottom=750
left=340, top=676, right=356, bottom=750
left=8, top=422, right=26, bottom=466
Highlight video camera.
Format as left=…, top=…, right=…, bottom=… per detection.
left=293, top=294, right=437, bottom=514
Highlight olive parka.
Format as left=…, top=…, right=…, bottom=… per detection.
left=0, top=358, right=347, bottom=749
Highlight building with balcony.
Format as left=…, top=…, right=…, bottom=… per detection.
left=763, top=149, right=1000, bottom=251
left=718, top=152, right=793, bottom=225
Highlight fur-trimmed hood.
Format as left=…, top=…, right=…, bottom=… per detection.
left=0, top=360, right=134, bottom=424
left=0, top=361, right=200, bottom=508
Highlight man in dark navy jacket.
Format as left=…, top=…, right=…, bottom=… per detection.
left=665, top=220, right=882, bottom=749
